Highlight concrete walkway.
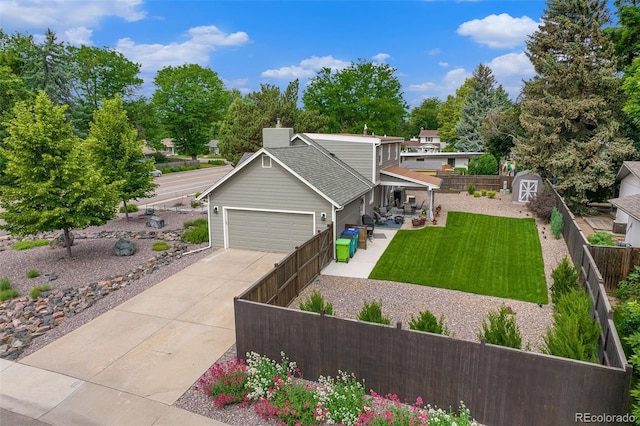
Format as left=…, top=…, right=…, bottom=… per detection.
left=0, top=249, right=286, bottom=426
left=322, top=228, right=397, bottom=278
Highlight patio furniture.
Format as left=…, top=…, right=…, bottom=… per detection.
left=362, top=214, right=375, bottom=240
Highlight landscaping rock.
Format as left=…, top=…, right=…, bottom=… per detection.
left=49, top=232, right=74, bottom=249
left=114, top=238, right=136, bottom=256
left=146, top=216, right=165, bottom=229
left=43, top=273, right=57, bottom=282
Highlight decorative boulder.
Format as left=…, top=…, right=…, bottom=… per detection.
left=114, top=238, right=136, bottom=256
left=49, top=232, right=74, bottom=249
left=146, top=215, right=165, bottom=229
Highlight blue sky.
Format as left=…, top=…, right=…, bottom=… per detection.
left=0, top=0, right=555, bottom=108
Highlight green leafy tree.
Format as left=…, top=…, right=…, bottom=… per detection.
left=514, top=0, right=635, bottom=209
left=480, top=102, right=523, bottom=160
left=456, top=64, right=507, bottom=152
left=85, top=95, right=156, bottom=220
left=303, top=59, right=407, bottom=135
left=623, top=56, right=640, bottom=128
left=125, top=96, right=166, bottom=150
left=0, top=92, right=118, bottom=257
left=605, top=0, right=640, bottom=72
left=68, top=45, right=143, bottom=137
left=437, top=78, right=475, bottom=150
left=407, top=97, right=441, bottom=138
left=152, top=64, right=229, bottom=159
left=219, top=80, right=327, bottom=165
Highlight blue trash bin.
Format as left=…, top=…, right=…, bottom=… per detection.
left=342, top=228, right=360, bottom=256
left=340, top=231, right=357, bottom=257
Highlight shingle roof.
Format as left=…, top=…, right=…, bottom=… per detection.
left=382, top=165, right=442, bottom=188
left=610, top=194, right=640, bottom=222
left=266, top=145, right=374, bottom=207
left=615, top=161, right=640, bottom=183
left=419, top=129, right=438, bottom=138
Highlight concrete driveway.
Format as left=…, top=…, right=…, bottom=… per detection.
left=0, top=249, right=285, bottom=425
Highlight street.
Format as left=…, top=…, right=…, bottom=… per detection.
left=134, top=165, right=232, bottom=209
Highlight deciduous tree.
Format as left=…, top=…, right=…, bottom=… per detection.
left=514, top=0, right=635, bottom=208
left=303, top=59, right=407, bottom=135
left=407, top=97, right=441, bottom=138
left=0, top=92, right=118, bottom=257
left=85, top=95, right=156, bottom=220
left=152, top=64, right=229, bottom=159
left=437, top=79, right=474, bottom=150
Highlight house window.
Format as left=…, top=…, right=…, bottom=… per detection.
left=262, top=155, right=272, bottom=168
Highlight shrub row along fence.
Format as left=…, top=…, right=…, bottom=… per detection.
left=589, top=245, right=640, bottom=291
left=234, top=189, right=632, bottom=425
left=436, top=174, right=514, bottom=192
left=551, top=184, right=631, bottom=373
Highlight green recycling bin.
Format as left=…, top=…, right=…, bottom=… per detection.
left=335, top=238, right=351, bottom=263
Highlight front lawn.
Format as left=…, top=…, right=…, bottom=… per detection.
left=369, top=212, right=548, bottom=304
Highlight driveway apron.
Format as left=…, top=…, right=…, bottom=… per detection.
left=0, top=249, right=285, bottom=425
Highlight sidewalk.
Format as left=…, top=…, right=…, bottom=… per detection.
left=0, top=249, right=285, bottom=425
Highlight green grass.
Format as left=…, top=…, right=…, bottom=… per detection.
left=369, top=212, right=548, bottom=304
left=152, top=241, right=171, bottom=251
left=11, top=239, right=49, bottom=250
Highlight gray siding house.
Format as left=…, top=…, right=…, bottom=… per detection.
left=198, top=126, right=442, bottom=253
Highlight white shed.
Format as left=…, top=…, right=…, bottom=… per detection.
left=511, top=170, right=543, bottom=203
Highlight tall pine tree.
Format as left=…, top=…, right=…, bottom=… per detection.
left=514, top=0, right=634, bottom=208
left=456, top=64, right=505, bottom=152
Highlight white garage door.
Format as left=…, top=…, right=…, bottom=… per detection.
left=227, top=210, right=314, bottom=252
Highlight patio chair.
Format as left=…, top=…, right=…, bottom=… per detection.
left=403, top=202, right=413, bottom=216
left=362, top=214, right=375, bottom=240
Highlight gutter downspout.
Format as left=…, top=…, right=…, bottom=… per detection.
left=184, top=193, right=213, bottom=255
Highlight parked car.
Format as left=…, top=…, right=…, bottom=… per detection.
left=151, top=169, right=162, bottom=177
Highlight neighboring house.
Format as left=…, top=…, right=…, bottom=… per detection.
left=197, top=125, right=442, bottom=252
left=160, top=138, right=176, bottom=155
left=208, top=139, right=219, bottom=155
left=404, top=129, right=444, bottom=154
left=401, top=151, right=484, bottom=170
left=610, top=161, right=640, bottom=241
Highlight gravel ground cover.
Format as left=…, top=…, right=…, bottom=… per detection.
left=173, top=191, right=571, bottom=425
left=0, top=209, right=213, bottom=359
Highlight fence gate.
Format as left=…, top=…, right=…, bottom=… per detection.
left=518, top=179, right=538, bottom=202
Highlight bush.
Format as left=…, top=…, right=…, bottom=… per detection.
left=587, top=232, right=615, bottom=246
left=543, top=289, right=601, bottom=362
left=181, top=218, right=209, bottom=244
left=477, top=304, right=522, bottom=349
left=317, top=371, right=366, bottom=425
left=0, top=289, right=19, bottom=302
left=11, top=239, right=49, bottom=250
left=151, top=152, right=169, bottom=164
left=26, top=269, right=39, bottom=278
left=119, top=204, right=139, bottom=213
left=190, top=200, right=202, bottom=208
left=208, top=159, right=226, bottom=166
left=454, top=167, right=467, bottom=175
left=183, top=218, right=208, bottom=228
left=29, top=285, right=50, bottom=299
left=299, top=290, right=334, bottom=315
left=473, top=191, right=481, bottom=198
left=467, top=184, right=475, bottom=195
left=481, top=189, right=487, bottom=196
left=357, top=299, right=391, bottom=325
left=550, top=207, right=563, bottom=239
left=615, top=300, right=640, bottom=356
left=487, top=190, right=496, bottom=199
left=0, top=276, right=10, bottom=291
left=408, top=309, right=449, bottom=335
left=550, top=256, right=581, bottom=304
left=616, top=265, right=640, bottom=302
left=528, top=184, right=556, bottom=222
left=624, top=333, right=640, bottom=421
left=152, top=241, right=171, bottom=251
left=468, top=153, right=498, bottom=175
left=197, top=358, right=249, bottom=408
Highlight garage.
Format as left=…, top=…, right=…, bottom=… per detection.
left=226, top=209, right=315, bottom=252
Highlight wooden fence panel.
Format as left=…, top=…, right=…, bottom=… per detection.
left=235, top=300, right=632, bottom=426
left=589, top=245, right=640, bottom=290
left=437, top=175, right=514, bottom=192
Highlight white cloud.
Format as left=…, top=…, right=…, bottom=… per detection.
left=408, top=82, right=437, bottom=91
left=261, top=55, right=350, bottom=80
left=443, top=67, right=471, bottom=88
left=115, top=25, right=250, bottom=74
left=438, top=62, right=449, bottom=68
left=372, top=53, right=390, bottom=63
left=457, top=13, right=539, bottom=49
left=428, top=48, right=441, bottom=55
left=0, top=0, right=146, bottom=29
left=488, top=52, right=534, bottom=78
left=64, top=27, right=94, bottom=46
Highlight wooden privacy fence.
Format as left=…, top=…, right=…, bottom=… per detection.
left=551, top=183, right=631, bottom=372
left=436, top=174, right=514, bottom=192
left=235, top=301, right=631, bottom=426
left=237, top=224, right=333, bottom=306
left=234, top=195, right=632, bottom=425
left=589, top=245, right=640, bottom=291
